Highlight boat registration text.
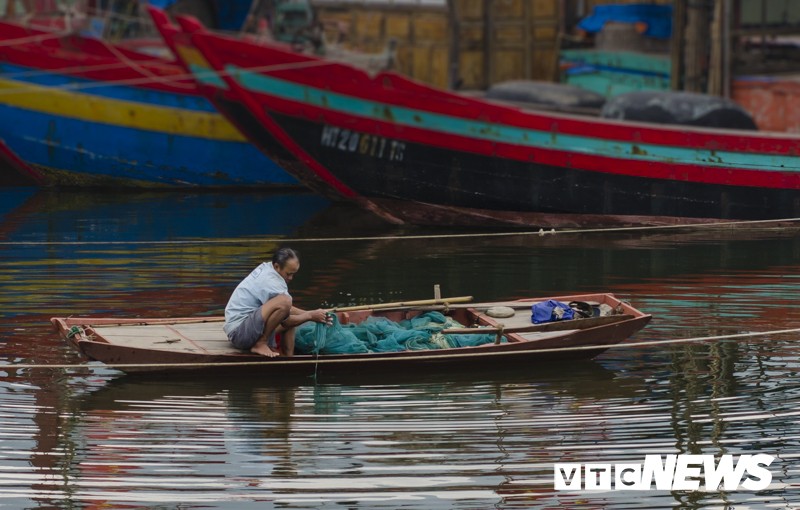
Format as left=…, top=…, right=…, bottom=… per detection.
left=320, top=125, right=405, bottom=162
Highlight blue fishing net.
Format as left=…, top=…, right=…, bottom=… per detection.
left=295, top=311, right=505, bottom=355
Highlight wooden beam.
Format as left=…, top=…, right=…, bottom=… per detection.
left=330, top=296, right=474, bottom=312
left=442, top=314, right=635, bottom=334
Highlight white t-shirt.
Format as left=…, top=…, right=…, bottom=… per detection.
left=223, top=262, right=290, bottom=335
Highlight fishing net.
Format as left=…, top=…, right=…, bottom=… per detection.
left=294, top=311, right=505, bottom=355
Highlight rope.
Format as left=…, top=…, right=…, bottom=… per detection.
left=0, top=6, right=142, bottom=49
left=0, top=30, right=71, bottom=47
left=0, top=54, right=339, bottom=96
left=3, top=326, right=800, bottom=371
left=0, top=8, right=386, bottom=93
left=0, top=216, right=798, bottom=247
left=99, top=39, right=195, bottom=90
left=1, top=60, right=155, bottom=79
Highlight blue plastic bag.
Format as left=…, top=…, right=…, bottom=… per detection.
left=531, top=300, right=575, bottom=324
left=577, top=4, right=673, bottom=39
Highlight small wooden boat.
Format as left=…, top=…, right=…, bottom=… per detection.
left=51, top=293, right=651, bottom=376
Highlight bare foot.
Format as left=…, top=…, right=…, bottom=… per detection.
left=251, top=344, right=280, bottom=357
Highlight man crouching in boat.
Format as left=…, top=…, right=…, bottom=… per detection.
left=223, top=247, right=331, bottom=357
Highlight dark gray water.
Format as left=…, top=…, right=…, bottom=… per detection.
left=2, top=188, right=800, bottom=508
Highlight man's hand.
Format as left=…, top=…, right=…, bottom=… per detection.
left=309, top=309, right=334, bottom=325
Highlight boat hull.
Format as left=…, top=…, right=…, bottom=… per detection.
left=73, top=318, right=647, bottom=376
left=172, top=20, right=800, bottom=226
left=0, top=23, right=295, bottom=188
left=51, top=293, right=652, bottom=376
left=270, top=112, right=800, bottom=227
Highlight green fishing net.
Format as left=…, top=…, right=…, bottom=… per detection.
left=295, top=311, right=506, bottom=355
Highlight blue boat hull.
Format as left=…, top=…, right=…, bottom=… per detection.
left=0, top=61, right=297, bottom=187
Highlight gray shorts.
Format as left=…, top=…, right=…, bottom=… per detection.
left=227, top=308, right=276, bottom=350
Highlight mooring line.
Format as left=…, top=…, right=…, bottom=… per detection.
left=0, top=29, right=70, bottom=47
left=0, top=217, right=798, bottom=247
left=0, top=56, right=340, bottom=96
left=3, top=327, right=799, bottom=372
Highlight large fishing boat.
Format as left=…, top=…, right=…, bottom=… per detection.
left=0, top=17, right=295, bottom=187
left=156, top=10, right=800, bottom=228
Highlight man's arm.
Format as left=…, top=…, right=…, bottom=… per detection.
left=281, top=306, right=331, bottom=328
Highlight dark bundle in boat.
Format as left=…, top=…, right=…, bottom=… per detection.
left=601, top=91, right=758, bottom=130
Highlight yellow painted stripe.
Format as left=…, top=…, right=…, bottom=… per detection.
left=176, top=45, right=213, bottom=69
left=0, top=77, right=246, bottom=141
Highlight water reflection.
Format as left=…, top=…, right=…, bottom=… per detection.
left=29, top=367, right=640, bottom=507
left=6, top=350, right=799, bottom=508
left=2, top=190, right=800, bottom=507
left=0, top=188, right=332, bottom=239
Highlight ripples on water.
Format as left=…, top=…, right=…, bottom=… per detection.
left=2, top=190, right=800, bottom=508
left=5, top=359, right=800, bottom=509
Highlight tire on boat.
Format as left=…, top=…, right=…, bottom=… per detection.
left=485, top=80, right=606, bottom=111
left=600, top=90, right=758, bottom=130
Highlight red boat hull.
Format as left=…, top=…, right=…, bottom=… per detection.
left=160, top=10, right=800, bottom=227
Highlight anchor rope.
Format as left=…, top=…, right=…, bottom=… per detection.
left=2, top=326, right=800, bottom=371
left=0, top=216, right=797, bottom=247
left=96, top=36, right=195, bottom=89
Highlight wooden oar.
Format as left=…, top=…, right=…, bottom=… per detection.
left=420, top=298, right=614, bottom=311
left=417, top=301, right=537, bottom=311
left=442, top=314, right=634, bottom=335
left=329, top=296, right=473, bottom=313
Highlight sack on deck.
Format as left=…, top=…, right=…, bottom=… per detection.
left=531, top=299, right=575, bottom=324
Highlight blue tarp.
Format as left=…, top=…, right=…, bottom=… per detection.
left=578, top=3, right=673, bottom=39
left=531, top=300, right=575, bottom=324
